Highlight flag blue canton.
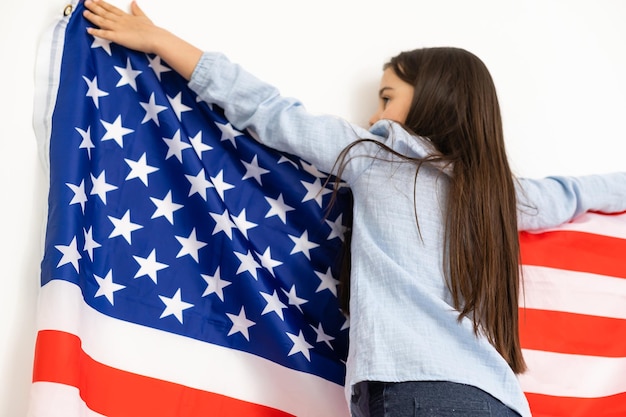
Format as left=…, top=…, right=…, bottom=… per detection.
left=40, top=2, right=350, bottom=385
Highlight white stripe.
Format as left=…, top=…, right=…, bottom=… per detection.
left=36, top=280, right=349, bottom=417
left=520, top=265, right=626, bottom=319
left=33, top=0, right=79, bottom=175
left=541, top=211, right=626, bottom=240
left=28, top=382, right=106, bottom=417
left=520, top=349, right=626, bottom=398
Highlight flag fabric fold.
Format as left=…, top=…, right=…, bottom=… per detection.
left=30, top=1, right=625, bottom=416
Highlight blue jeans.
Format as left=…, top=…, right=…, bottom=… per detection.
left=351, top=381, right=521, bottom=417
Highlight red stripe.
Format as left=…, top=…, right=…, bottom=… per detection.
left=519, top=309, right=626, bottom=357
left=526, top=392, right=626, bottom=417
left=520, top=230, right=626, bottom=279
left=32, top=330, right=294, bottom=417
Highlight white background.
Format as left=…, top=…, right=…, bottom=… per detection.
left=1, top=0, right=625, bottom=416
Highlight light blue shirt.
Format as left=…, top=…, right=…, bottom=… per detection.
left=189, top=52, right=626, bottom=417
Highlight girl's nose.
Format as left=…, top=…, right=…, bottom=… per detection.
left=368, top=111, right=380, bottom=127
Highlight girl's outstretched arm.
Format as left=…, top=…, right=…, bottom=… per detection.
left=83, top=0, right=202, bottom=80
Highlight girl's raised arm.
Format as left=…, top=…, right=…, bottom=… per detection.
left=83, top=0, right=202, bottom=80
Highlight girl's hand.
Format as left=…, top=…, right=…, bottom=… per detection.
left=83, top=0, right=203, bottom=80
left=83, top=0, right=163, bottom=54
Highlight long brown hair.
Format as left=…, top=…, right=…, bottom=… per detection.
left=334, top=47, right=525, bottom=373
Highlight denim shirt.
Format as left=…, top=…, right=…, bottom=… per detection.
left=189, top=52, right=626, bottom=417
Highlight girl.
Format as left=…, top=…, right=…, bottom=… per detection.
left=83, top=1, right=626, bottom=416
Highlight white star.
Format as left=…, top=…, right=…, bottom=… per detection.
left=315, top=267, right=339, bottom=296
left=310, top=322, right=335, bottom=349
left=255, top=247, right=282, bottom=277
left=133, top=249, right=168, bottom=284
left=75, top=127, right=95, bottom=159
left=232, top=209, right=257, bottom=239
left=139, top=92, right=168, bottom=126
left=90, top=171, right=118, bottom=204
left=260, top=290, right=288, bottom=320
left=94, top=270, right=125, bottom=305
left=226, top=307, right=256, bottom=341
left=189, top=131, right=212, bottom=159
left=209, top=209, right=237, bottom=239
left=185, top=168, right=213, bottom=201
left=101, top=115, right=134, bottom=148
left=278, top=155, right=299, bottom=168
left=341, top=314, right=350, bottom=331
left=83, top=227, right=101, bottom=261
left=301, top=178, right=333, bottom=207
left=82, top=75, right=109, bottom=108
left=282, top=285, right=308, bottom=313
left=163, top=130, right=192, bottom=162
left=147, top=54, right=171, bottom=81
left=301, top=160, right=326, bottom=178
left=114, top=58, right=142, bottom=91
left=167, top=92, right=193, bottom=121
left=201, top=267, right=232, bottom=301
left=150, top=191, right=183, bottom=224
left=242, top=155, right=270, bottom=184
left=210, top=170, right=235, bottom=200
left=215, top=121, right=243, bottom=148
left=90, top=36, right=112, bottom=55
left=326, top=213, right=349, bottom=241
left=175, top=228, right=207, bottom=262
left=125, top=152, right=159, bottom=186
left=265, top=194, right=295, bottom=224
left=234, top=250, right=263, bottom=280
left=66, top=180, right=87, bottom=213
left=286, top=330, right=314, bottom=361
left=108, top=210, right=143, bottom=244
left=55, top=236, right=81, bottom=273
left=289, top=230, right=319, bottom=260
left=159, top=288, right=194, bottom=324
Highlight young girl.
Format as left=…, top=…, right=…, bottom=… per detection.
left=83, top=1, right=626, bottom=416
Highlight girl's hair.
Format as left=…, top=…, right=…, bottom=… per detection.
left=334, top=47, right=525, bottom=374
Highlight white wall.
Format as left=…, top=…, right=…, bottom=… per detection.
left=1, top=1, right=624, bottom=416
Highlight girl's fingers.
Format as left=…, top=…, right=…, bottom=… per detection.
left=83, top=0, right=156, bottom=52
left=93, top=0, right=125, bottom=17
left=130, top=1, right=147, bottom=17
left=84, top=0, right=124, bottom=23
left=86, top=27, right=112, bottom=40
left=84, top=0, right=107, bottom=16
left=83, top=9, right=107, bottom=28
left=84, top=1, right=137, bottom=32
left=83, top=9, right=118, bottom=31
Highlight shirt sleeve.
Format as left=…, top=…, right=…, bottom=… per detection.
left=187, top=52, right=373, bottom=175
left=516, top=172, right=626, bottom=231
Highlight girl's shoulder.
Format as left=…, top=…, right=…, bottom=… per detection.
left=369, top=120, right=438, bottom=160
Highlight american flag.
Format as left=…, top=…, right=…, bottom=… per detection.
left=30, top=2, right=626, bottom=417
left=31, top=2, right=350, bottom=416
